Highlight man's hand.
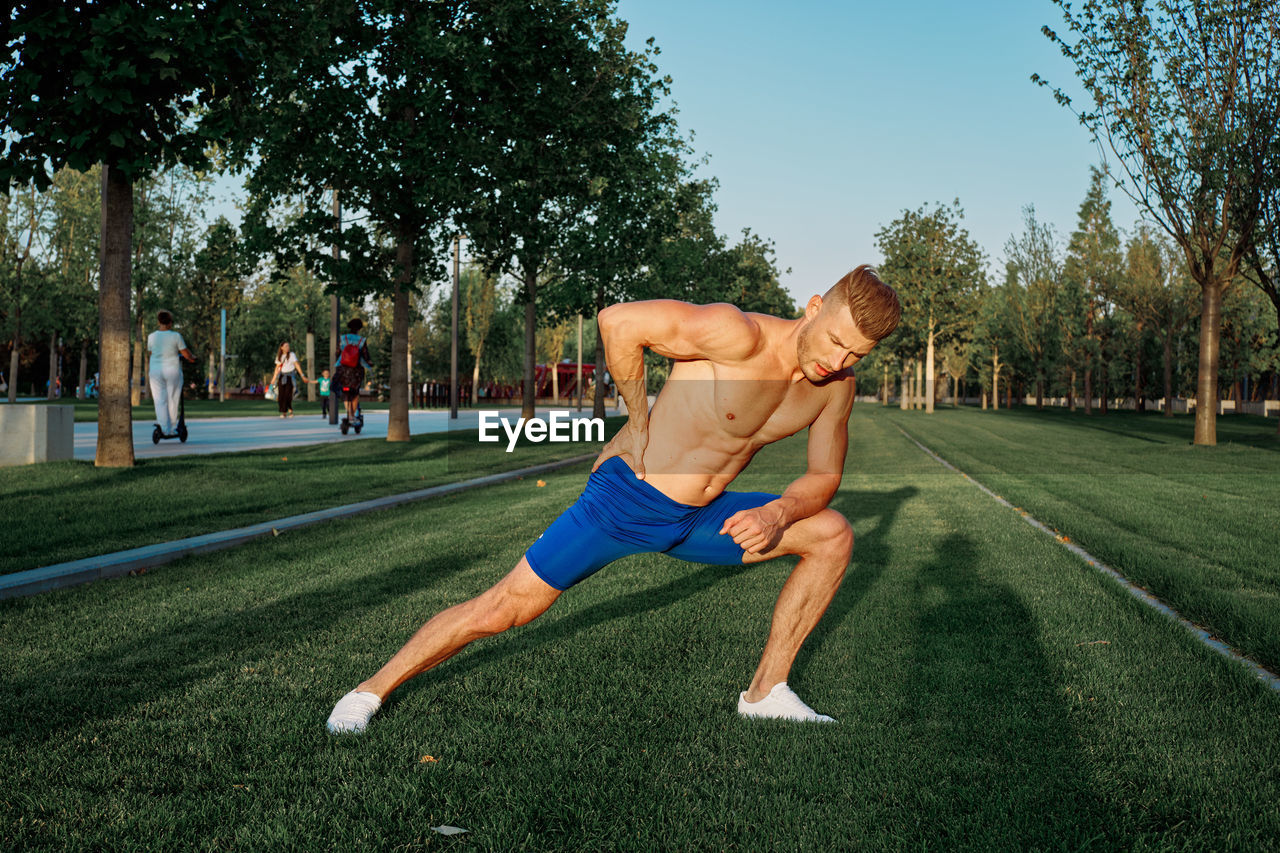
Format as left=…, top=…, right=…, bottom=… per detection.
left=592, top=417, right=649, bottom=479
left=719, top=503, right=786, bottom=555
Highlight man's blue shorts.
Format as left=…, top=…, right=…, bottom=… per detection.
left=525, top=456, right=779, bottom=590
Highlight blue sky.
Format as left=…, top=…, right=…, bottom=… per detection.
left=615, top=0, right=1142, bottom=305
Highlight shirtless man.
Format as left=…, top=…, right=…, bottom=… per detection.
left=327, top=265, right=900, bottom=732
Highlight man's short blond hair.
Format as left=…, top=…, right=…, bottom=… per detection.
left=824, top=265, right=901, bottom=341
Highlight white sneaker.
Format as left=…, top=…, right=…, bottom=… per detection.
left=738, top=682, right=836, bottom=723
left=326, top=690, right=382, bottom=734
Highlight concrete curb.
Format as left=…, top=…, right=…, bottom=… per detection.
left=1, top=453, right=595, bottom=601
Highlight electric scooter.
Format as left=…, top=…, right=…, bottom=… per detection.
left=152, top=388, right=188, bottom=443
left=340, top=402, right=363, bottom=435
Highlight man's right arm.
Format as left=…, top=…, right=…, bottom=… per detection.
left=594, top=301, right=762, bottom=477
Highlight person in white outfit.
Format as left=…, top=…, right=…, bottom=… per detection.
left=269, top=341, right=310, bottom=417
left=146, top=310, right=196, bottom=436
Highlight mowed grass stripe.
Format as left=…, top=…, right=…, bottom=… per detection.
left=3, top=409, right=1278, bottom=849
left=882, top=406, right=1280, bottom=674
left=896, top=419, right=1280, bottom=694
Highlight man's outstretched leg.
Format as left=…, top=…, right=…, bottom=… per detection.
left=736, top=508, right=853, bottom=723
left=327, top=558, right=561, bottom=733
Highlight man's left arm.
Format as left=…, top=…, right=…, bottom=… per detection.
left=719, top=386, right=852, bottom=554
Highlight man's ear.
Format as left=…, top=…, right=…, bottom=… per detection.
left=804, top=294, right=823, bottom=319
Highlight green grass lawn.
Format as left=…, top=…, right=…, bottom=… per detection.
left=0, top=419, right=622, bottom=575
left=883, top=405, right=1280, bottom=676
left=2, top=408, right=1278, bottom=849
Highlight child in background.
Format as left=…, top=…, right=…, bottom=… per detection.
left=319, top=369, right=332, bottom=418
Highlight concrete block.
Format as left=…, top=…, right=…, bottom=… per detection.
left=0, top=405, right=75, bottom=466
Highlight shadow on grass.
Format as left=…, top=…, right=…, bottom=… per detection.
left=796, top=485, right=918, bottom=674
left=396, top=559, right=756, bottom=708
left=901, top=532, right=1111, bottom=847
left=0, top=542, right=493, bottom=746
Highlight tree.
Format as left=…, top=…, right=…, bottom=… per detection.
left=1116, top=223, right=1199, bottom=415
left=1062, top=167, right=1124, bottom=413
left=1037, top=0, right=1280, bottom=443
left=1003, top=206, right=1063, bottom=409
left=719, top=230, right=796, bottom=317
left=0, top=181, right=48, bottom=402
left=463, top=0, right=668, bottom=419
left=182, top=218, right=250, bottom=395
left=463, top=265, right=498, bottom=405
left=45, top=168, right=102, bottom=399
left=876, top=201, right=986, bottom=413
left=972, top=282, right=1016, bottom=410
left=3, top=2, right=282, bottom=464
left=244, top=0, right=473, bottom=442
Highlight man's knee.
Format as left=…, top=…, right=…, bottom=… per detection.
left=805, top=508, right=854, bottom=562
left=470, top=575, right=557, bottom=635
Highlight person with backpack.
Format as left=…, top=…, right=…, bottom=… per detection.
left=332, top=318, right=372, bottom=426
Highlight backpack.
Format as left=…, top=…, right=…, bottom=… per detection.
left=340, top=336, right=362, bottom=367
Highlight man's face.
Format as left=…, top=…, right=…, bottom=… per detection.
left=796, top=296, right=877, bottom=384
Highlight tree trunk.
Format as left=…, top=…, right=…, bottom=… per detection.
left=881, top=362, right=889, bottom=406
left=387, top=232, right=413, bottom=442
left=899, top=363, right=909, bottom=410
left=306, top=331, right=316, bottom=401
left=47, top=330, right=58, bottom=399
left=914, top=358, right=922, bottom=410
left=96, top=164, right=136, bottom=467
left=1084, top=366, right=1093, bottom=415
left=593, top=288, right=607, bottom=420
left=1194, top=279, right=1223, bottom=445
left=1100, top=364, right=1109, bottom=416
left=1068, top=369, right=1076, bottom=411
left=78, top=339, right=88, bottom=399
left=522, top=267, right=538, bottom=420
left=1162, top=330, right=1174, bottom=417
left=1134, top=321, right=1144, bottom=412
left=131, top=317, right=144, bottom=406
left=1035, top=377, right=1043, bottom=410
left=471, top=344, right=482, bottom=406
left=991, top=350, right=1000, bottom=411
left=924, top=327, right=936, bottom=414
left=8, top=310, right=20, bottom=404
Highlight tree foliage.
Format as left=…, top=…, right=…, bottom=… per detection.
left=1036, top=0, right=1280, bottom=443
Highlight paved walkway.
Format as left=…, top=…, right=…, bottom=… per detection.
left=74, top=406, right=611, bottom=460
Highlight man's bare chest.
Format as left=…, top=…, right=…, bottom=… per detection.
left=665, top=361, right=834, bottom=442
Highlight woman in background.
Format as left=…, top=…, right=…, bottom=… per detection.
left=147, top=310, right=196, bottom=436
left=270, top=341, right=310, bottom=418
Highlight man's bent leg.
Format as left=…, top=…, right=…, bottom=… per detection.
left=328, top=558, right=560, bottom=733
left=740, top=508, right=853, bottom=706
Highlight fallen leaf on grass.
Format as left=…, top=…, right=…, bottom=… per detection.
left=272, top=528, right=280, bottom=536
left=1075, top=640, right=1111, bottom=647
left=432, top=826, right=467, bottom=836
left=536, top=479, right=546, bottom=487
left=420, top=755, right=438, bottom=763
left=281, top=456, right=287, bottom=461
